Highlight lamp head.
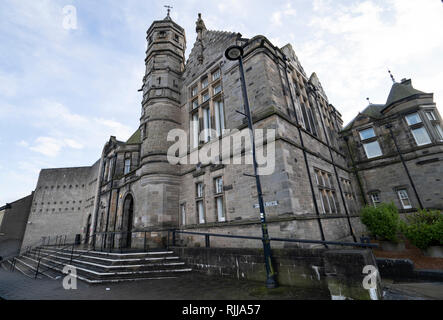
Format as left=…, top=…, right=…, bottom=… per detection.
left=225, top=45, right=243, bottom=61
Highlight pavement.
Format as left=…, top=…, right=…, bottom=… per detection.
left=2, top=266, right=442, bottom=300
left=0, top=268, right=330, bottom=300
left=382, top=281, right=443, bottom=300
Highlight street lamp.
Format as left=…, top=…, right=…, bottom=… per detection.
left=224, top=45, right=278, bottom=289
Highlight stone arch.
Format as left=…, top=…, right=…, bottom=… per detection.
left=121, top=193, right=134, bottom=248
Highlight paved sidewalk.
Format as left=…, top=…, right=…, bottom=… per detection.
left=0, top=268, right=330, bottom=300
left=382, top=282, right=443, bottom=300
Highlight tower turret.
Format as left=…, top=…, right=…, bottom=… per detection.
left=138, top=14, right=186, bottom=228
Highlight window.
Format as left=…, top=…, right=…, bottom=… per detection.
left=192, top=113, right=199, bottom=148
left=191, top=85, right=198, bottom=97
left=214, top=177, right=225, bottom=222
left=341, top=178, right=357, bottom=214
left=202, top=91, right=210, bottom=103
left=180, top=204, right=186, bottom=225
left=196, top=183, right=205, bottom=224
left=192, top=99, right=199, bottom=110
left=397, top=189, right=412, bottom=209
left=405, top=112, right=431, bottom=146
left=174, top=34, right=179, bottom=42
left=124, top=159, right=131, bottom=174
left=370, top=192, right=381, bottom=207
left=434, top=124, right=443, bottom=140
left=405, top=113, right=422, bottom=126
left=411, top=126, right=431, bottom=146
left=215, top=177, right=223, bottom=194
left=362, top=140, right=383, bottom=158
left=216, top=197, right=225, bottom=222
left=202, top=106, right=212, bottom=142
left=425, top=111, right=436, bottom=121
left=315, top=168, right=339, bottom=214
left=197, top=200, right=205, bottom=224
left=201, top=77, right=208, bottom=89
left=359, top=127, right=376, bottom=140
left=212, top=69, right=220, bottom=81
left=196, top=182, right=203, bottom=198
left=213, top=84, right=222, bottom=95
left=188, top=71, right=224, bottom=146
left=214, top=100, right=225, bottom=137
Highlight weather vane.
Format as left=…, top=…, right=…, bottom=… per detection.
left=164, top=5, right=173, bottom=17
left=366, top=97, right=371, bottom=104
left=388, top=69, right=396, bottom=83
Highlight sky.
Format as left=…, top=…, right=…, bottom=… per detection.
left=1, top=0, right=442, bottom=204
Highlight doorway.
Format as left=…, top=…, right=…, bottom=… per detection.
left=121, top=194, right=134, bottom=248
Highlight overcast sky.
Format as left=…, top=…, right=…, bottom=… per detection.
left=1, top=0, right=442, bottom=204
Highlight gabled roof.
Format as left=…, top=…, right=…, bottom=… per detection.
left=342, top=104, right=385, bottom=131
left=384, top=79, right=425, bottom=109
left=343, top=78, right=429, bottom=131
left=126, top=129, right=141, bottom=145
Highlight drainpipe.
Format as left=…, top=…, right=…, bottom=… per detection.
left=282, top=57, right=327, bottom=245
left=385, top=123, right=423, bottom=209
left=307, top=86, right=357, bottom=242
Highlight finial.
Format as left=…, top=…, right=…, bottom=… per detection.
left=388, top=69, right=396, bottom=83
left=366, top=97, right=371, bottom=104
left=164, top=5, right=173, bottom=17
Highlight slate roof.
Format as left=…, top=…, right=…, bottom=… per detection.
left=384, top=79, right=426, bottom=109
left=342, top=104, right=385, bottom=131
left=126, top=128, right=141, bottom=144
left=342, top=79, right=427, bottom=131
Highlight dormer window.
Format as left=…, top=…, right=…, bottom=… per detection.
left=359, top=127, right=376, bottom=140
left=405, top=112, right=422, bottom=125
left=405, top=112, right=431, bottom=146
left=359, top=127, right=382, bottom=159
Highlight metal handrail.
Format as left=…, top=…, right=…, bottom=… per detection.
left=168, top=229, right=379, bottom=249
left=33, top=233, right=99, bottom=278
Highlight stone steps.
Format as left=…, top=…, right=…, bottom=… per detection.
left=12, top=246, right=192, bottom=284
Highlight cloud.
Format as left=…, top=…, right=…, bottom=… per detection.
left=270, top=2, right=297, bottom=27
left=297, top=0, right=443, bottom=124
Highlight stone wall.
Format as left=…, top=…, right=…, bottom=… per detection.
left=175, top=246, right=382, bottom=300
left=20, top=163, right=100, bottom=252
left=0, top=193, right=33, bottom=258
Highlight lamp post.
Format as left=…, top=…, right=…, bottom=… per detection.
left=225, top=45, right=277, bottom=288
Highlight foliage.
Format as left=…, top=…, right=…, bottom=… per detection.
left=401, top=209, right=443, bottom=250
left=360, top=202, right=401, bottom=242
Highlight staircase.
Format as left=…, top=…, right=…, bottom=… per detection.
left=2, top=246, right=192, bottom=284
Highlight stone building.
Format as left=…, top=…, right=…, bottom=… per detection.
left=17, top=13, right=442, bottom=252
left=341, top=78, right=443, bottom=211
left=0, top=193, right=33, bottom=258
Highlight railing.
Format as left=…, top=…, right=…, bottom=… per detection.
left=167, top=229, right=378, bottom=249
left=32, top=232, right=99, bottom=279
left=6, top=228, right=377, bottom=280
